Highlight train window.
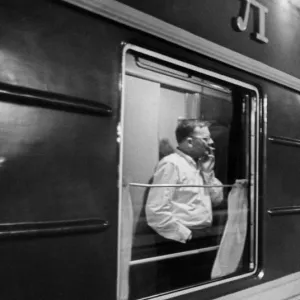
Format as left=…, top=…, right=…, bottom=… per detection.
left=119, top=45, right=259, bottom=300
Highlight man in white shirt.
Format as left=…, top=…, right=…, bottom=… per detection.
left=145, top=119, right=224, bottom=290
left=146, top=119, right=224, bottom=244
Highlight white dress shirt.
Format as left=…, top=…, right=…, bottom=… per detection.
left=146, top=149, right=223, bottom=243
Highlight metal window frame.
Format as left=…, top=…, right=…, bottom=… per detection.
left=118, top=44, right=260, bottom=300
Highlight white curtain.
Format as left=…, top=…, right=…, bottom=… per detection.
left=118, top=184, right=134, bottom=300
left=211, top=180, right=248, bottom=279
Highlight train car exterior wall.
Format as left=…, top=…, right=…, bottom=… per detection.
left=0, top=0, right=300, bottom=300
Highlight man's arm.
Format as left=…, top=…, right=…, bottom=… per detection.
left=201, top=170, right=224, bottom=207
left=199, top=153, right=224, bottom=207
left=145, top=160, right=191, bottom=243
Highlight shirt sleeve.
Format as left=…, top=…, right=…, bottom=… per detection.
left=201, top=171, right=224, bottom=207
left=145, top=160, right=191, bottom=243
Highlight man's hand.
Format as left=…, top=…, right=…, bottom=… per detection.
left=199, top=149, right=215, bottom=173
left=234, top=179, right=248, bottom=187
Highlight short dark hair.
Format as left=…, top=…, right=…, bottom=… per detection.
left=175, top=119, right=210, bottom=143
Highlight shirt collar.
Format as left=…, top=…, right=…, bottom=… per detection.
left=175, top=148, right=199, bottom=169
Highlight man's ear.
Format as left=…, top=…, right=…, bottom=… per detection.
left=186, top=137, right=193, bottom=146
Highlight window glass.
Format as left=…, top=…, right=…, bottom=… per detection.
left=120, top=48, right=258, bottom=300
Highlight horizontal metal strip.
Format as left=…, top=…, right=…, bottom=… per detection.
left=269, top=136, right=300, bottom=147
left=126, top=69, right=203, bottom=94
left=0, top=218, right=109, bottom=239
left=130, top=245, right=219, bottom=266
left=129, top=183, right=235, bottom=188
left=268, top=206, right=300, bottom=216
left=126, top=55, right=232, bottom=96
left=0, top=83, right=112, bottom=116
left=62, top=0, right=300, bottom=92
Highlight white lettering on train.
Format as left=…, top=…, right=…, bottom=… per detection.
left=235, top=0, right=269, bottom=44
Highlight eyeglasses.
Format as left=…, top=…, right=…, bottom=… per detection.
left=191, top=136, right=213, bottom=144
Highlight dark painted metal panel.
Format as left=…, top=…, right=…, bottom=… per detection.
left=0, top=235, right=116, bottom=300
left=0, top=0, right=123, bottom=108
left=0, top=98, right=117, bottom=300
left=0, top=2, right=121, bottom=299
left=0, top=101, right=114, bottom=222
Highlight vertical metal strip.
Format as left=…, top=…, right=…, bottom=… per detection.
left=243, top=95, right=250, bottom=180
left=259, top=94, right=268, bottom=270
left=249, top=95, right=257, bottom=270
left=255, top=94, right=261, bottom=271
left=117, top=44, right=129, bottom=300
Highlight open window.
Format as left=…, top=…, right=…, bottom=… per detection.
left=118, top=45, right=259, bottom=300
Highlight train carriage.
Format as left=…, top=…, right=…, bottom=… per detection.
left=0, top=0, right=300, bottom=299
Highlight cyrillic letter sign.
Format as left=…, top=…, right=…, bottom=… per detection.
left=235, top=0, right=268, bottom=43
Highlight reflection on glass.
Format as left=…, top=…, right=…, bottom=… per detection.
left=121, top=50, right=254, bottom=299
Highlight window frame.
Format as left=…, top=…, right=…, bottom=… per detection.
left=118, top=44, right=260, bottom=300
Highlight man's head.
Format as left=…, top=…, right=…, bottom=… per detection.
left=176, top=119, right=214, bottom=160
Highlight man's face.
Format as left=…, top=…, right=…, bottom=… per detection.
left=190, top=126, right=214, bottom=159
